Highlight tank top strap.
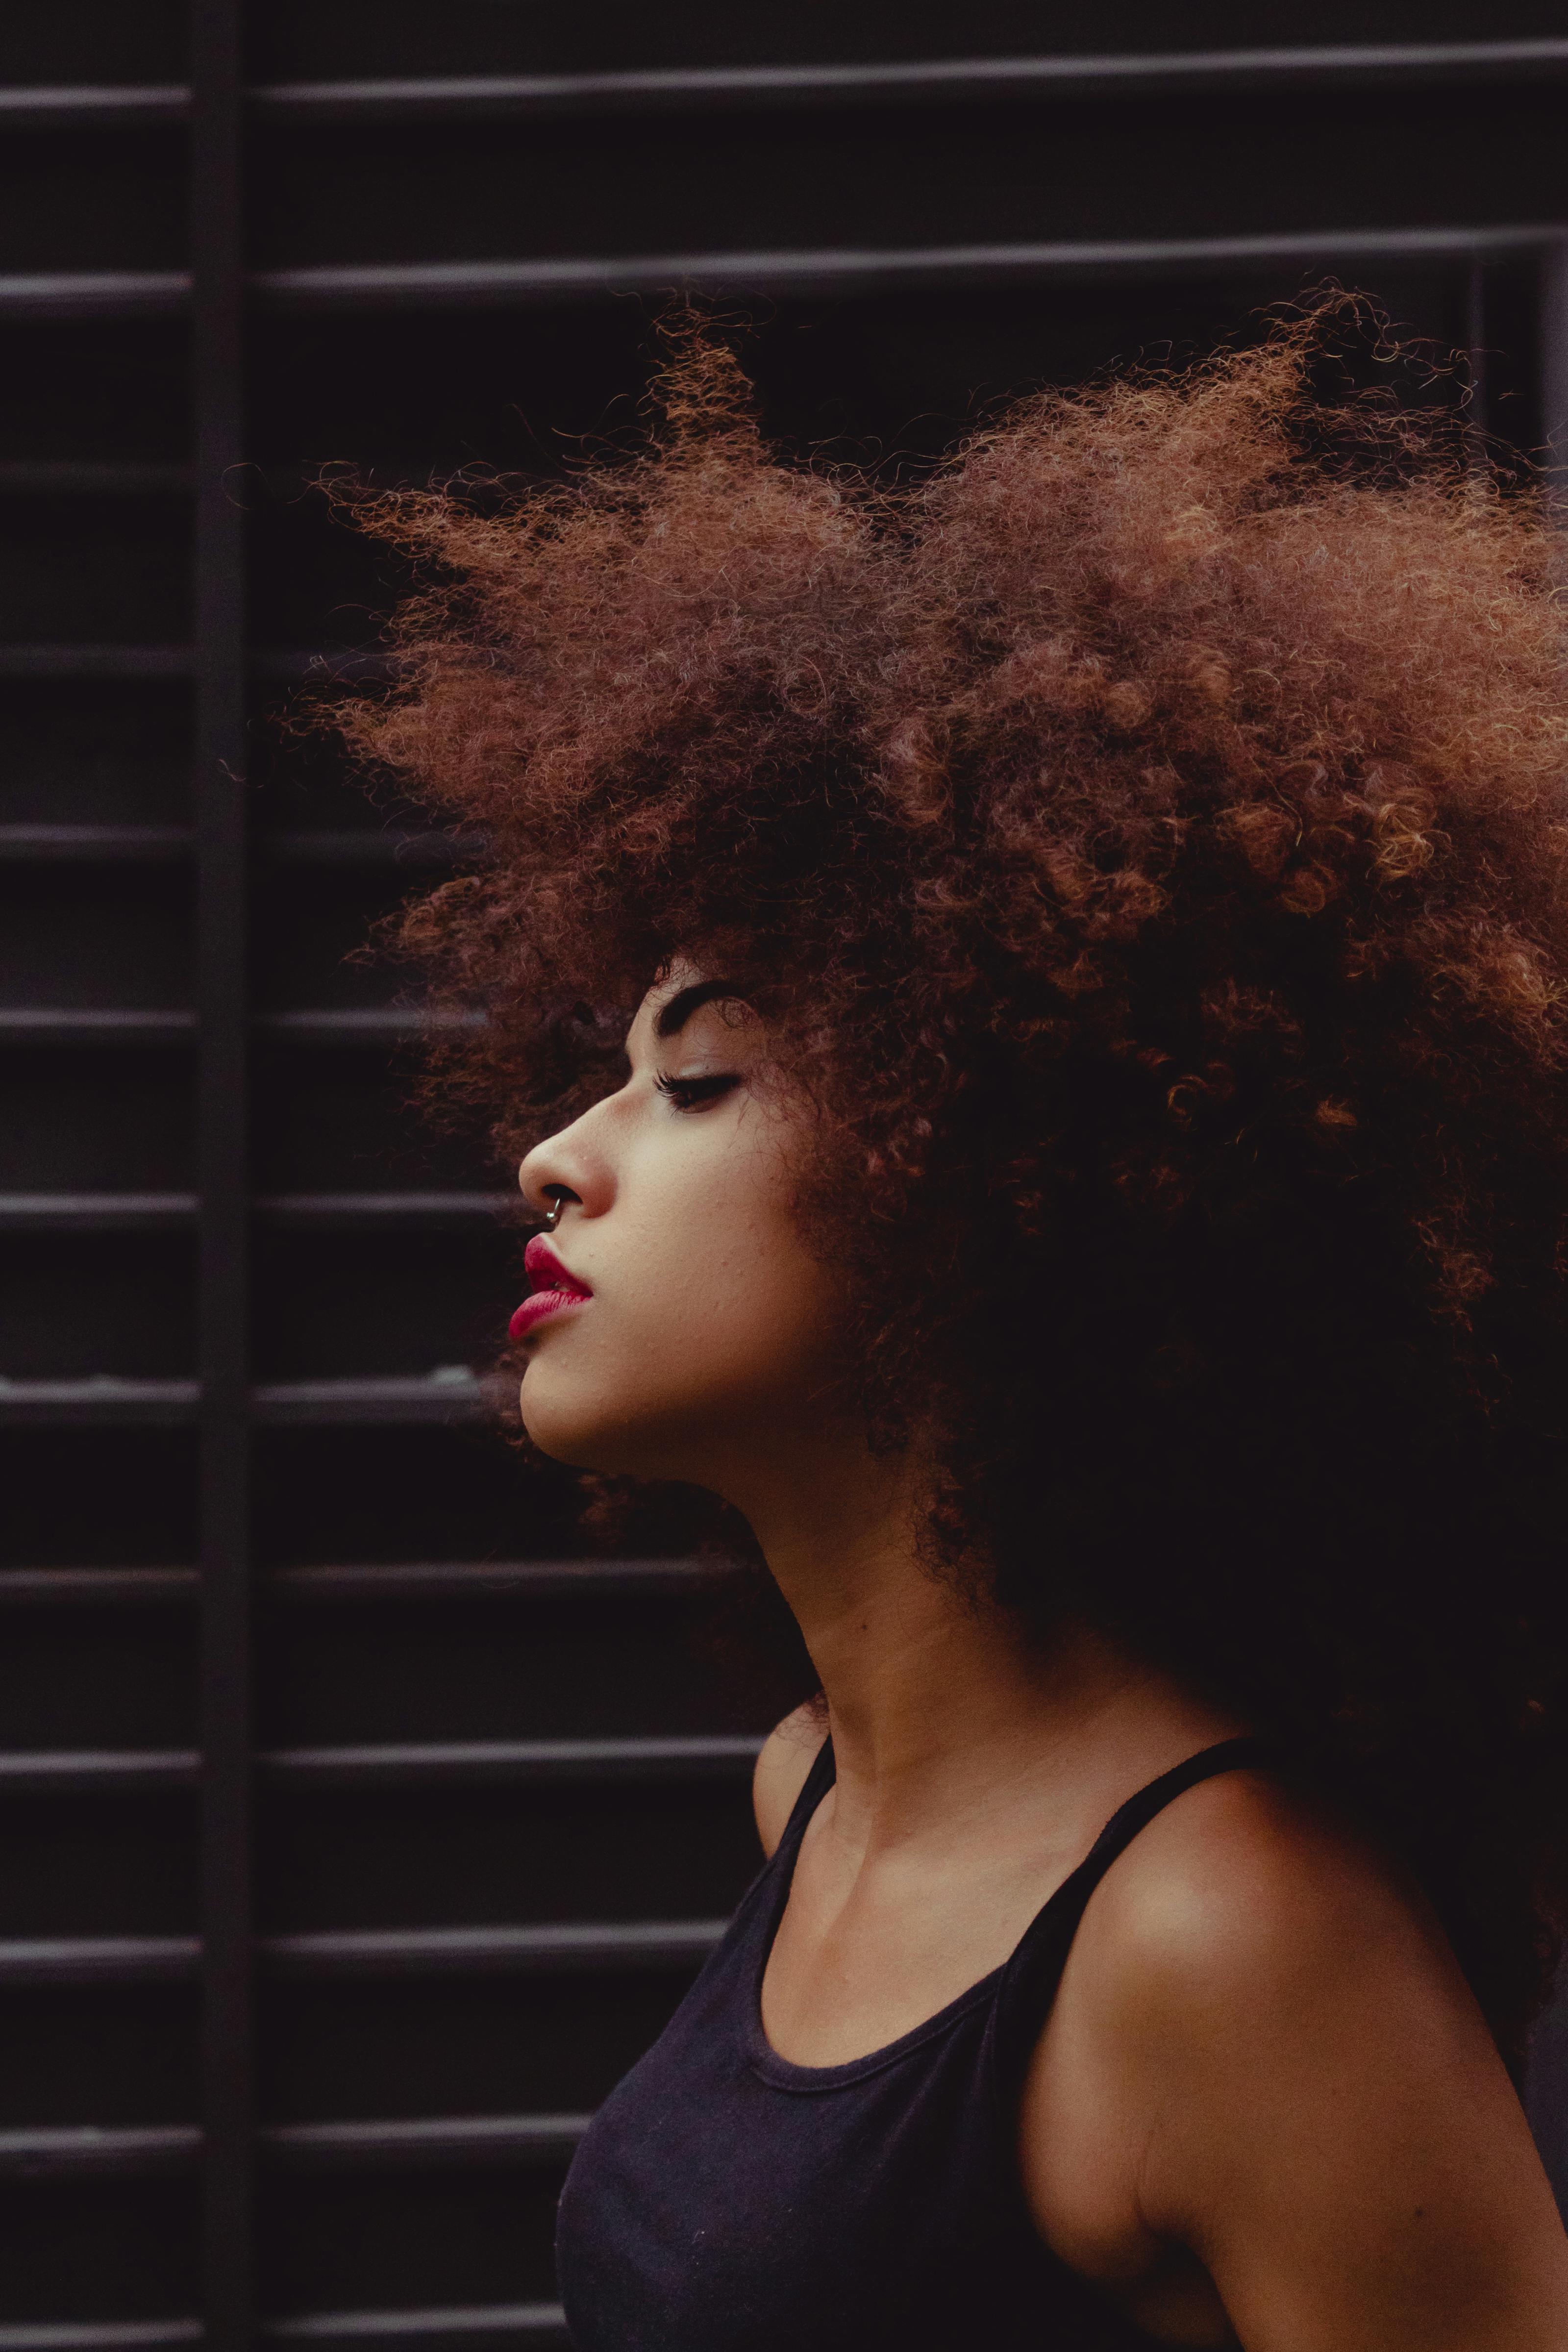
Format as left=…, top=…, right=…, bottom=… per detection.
left=773, top=1729, right=838, bottom=1863
left=991, top=1734, right=1275, bottom=2092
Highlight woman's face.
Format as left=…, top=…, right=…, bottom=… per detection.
left=513, top=969, right=841, bottom=1492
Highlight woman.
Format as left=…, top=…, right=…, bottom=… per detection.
left=332, top=318, right=1568, bottom=2346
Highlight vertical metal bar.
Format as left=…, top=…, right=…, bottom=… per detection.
left=190, top=1, right=252, bottom=2347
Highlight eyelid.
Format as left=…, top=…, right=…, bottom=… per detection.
left=653, top=1070, right=741, bottom=1106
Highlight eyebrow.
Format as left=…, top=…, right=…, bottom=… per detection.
left=653, top=978, right=748, bottom=1040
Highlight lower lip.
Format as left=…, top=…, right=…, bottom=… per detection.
left=509, top=1289, right=590, bottom=1343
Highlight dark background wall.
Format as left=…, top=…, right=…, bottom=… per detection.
left=1, top=8, right=1567, bottom=2348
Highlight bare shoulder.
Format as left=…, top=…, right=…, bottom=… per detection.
left=1074, top=1764, right=1457, bottom=2027
left=1024, top=1765, right=1568, bottom=2348
left=751, top=1703, right=828, bottom=1857
left=1054, top=1764, right=1480, bottom=2125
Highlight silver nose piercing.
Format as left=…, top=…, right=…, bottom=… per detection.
left=542, top=1192, right=568, bottom=1233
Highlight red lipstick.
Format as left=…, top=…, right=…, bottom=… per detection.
left=509, top=1235, right=593, bottom=1342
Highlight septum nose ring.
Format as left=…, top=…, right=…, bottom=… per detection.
left=541, top=1190, right=569, bottom=1233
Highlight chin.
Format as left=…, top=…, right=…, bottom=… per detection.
left=521, top=1370, right=667, bottom=1478
left=519, top=1382, right=616, bottom=1472
left=519, top=1363, right=730, bottom=1487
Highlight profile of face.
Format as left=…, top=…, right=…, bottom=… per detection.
left=514, top=970, right=841, bottom=1499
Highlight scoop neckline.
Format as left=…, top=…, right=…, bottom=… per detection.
left=743, top=1729, right=1272, bottom=2092
left=744, top=1748, right=1009, bottom=2092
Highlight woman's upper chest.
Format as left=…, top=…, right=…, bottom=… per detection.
left=759, top=1788, right=1085, bottom=2070
left=755, top=1776, right=1239, bottom=2349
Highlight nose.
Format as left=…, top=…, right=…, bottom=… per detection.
left=519, top=1079, right=622, bottom=1226
left=518, top=1120, right=593, bottom=1228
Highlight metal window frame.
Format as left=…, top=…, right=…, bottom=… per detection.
left=189, top=5, right=252, bottom=2347
left=4, top=22, right=1568, bottom=2344
left=12, top=37, right=1568, bottom=130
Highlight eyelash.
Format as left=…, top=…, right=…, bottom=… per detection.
left=654, top=1072, right=741, bottom=1112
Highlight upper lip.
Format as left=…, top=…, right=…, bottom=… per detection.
left=522, top=1235, right=593, bottom=1298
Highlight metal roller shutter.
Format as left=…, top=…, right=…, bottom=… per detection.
left=1, top=4, right=1566, bottom=2346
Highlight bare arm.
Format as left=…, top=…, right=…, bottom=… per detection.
left=1022, top=1774, right=1568, bottom=2350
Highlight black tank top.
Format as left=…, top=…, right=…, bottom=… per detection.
left=556, top=1734, right=1268, bottom=2349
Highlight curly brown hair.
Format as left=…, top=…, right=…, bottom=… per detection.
left=324, top=313, right=1568, bottom=2061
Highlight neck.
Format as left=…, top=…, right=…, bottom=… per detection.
left=720, top=1430, right=1179, bottom=1847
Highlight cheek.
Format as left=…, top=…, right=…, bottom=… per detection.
left=601, top=1206, right=826, bottom=1414
left=637, top=1136, right=824, bottom=1381
left=631, top=1228, right=824, bottom=1396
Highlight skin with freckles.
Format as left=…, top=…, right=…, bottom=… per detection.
left=519, top=967, right=1568, bottom=2352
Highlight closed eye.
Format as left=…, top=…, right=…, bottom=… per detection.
left=654, top=1072, right=742, bottom=1111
